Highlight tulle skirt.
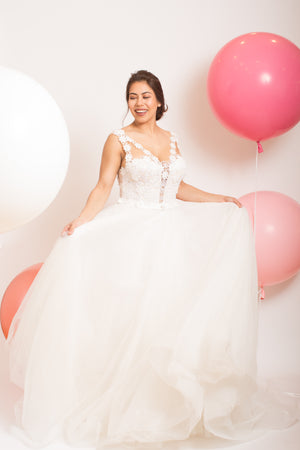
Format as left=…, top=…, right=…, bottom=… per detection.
left=5, top=199, right=300, bottom=449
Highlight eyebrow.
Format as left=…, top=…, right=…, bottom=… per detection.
left=129, top=91, right=152, bottom=95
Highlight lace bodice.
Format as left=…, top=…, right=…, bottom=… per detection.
left=112, top=129, right=187, bottom=209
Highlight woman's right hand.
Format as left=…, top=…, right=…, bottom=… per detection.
left=61, top=217, right=89, bottom=237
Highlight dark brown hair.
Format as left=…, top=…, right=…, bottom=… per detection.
left=125, top=70, right=168, bottom=121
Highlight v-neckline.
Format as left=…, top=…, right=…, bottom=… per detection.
left=121, top=130, right=173, bottom=165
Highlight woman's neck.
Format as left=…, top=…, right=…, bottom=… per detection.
left=130, top=120, right=159, bottom=137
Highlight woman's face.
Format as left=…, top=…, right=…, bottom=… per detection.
left=127, top=81, right=161, bottom=123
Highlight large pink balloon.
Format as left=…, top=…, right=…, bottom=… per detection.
left=239, top=191, right=300, bottom=287
left=0, top=262, right=43, bottom=339
left=207, top=32, right=300, bottom=142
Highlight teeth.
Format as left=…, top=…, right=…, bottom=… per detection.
left=136, top=110, right=147, bottom=112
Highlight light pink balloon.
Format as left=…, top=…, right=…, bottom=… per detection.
left=207, top=32, right=300, bottom=142
left=239, top=191, right=300, bottom=287
left=0, top=262, right=43, bottom=339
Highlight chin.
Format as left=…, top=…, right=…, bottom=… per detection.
left=134, top=115, right=153, bottom=123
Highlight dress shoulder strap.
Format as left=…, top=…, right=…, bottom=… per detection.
left=170, top=131, right=179, bottom=144
left=111, top=129, right=133, bottom=163
left=112, top=129, right=131, bottom=152
left=112, top=129, right=125, bottom=142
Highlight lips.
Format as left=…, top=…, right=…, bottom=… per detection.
left=135, top=110, right=147, bottom=116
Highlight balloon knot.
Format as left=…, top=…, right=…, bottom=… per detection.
left=257, top=141, right=263, bottom=153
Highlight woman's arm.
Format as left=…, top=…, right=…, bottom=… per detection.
left=176, top=181, right=243, bottom=208
left=174, top=140, right=242, bottom=208
left=61, top=134, right=123, bottom=236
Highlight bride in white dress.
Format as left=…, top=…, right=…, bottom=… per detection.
left=6, top=70, right=300, bottom=449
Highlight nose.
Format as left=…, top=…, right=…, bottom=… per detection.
left=136, top=96, right=144, bottom=106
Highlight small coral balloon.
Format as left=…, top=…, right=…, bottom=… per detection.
left=0, top=263, right=43, bottom=339
left=0, top=66, right=70, bottom=233
left=207, top=32, right=300, bottom=147
left=239, top=191, right=300, bottom=290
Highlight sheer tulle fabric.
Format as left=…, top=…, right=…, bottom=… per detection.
left=5, top=130, right=300, bottom=449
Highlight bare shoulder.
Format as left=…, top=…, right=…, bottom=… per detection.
left=156, top=126, right=172, bottom=138
left=99, top=132, right=124, bottom=162
left=121, top=125, right=131, bottom=133
left=106, top=131, right=121, bottom=142
left=157, top=127, right=179, bottom=142
left=105, top=131, right=123, bottom=148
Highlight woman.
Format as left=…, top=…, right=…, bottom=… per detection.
left=61, top=70, right=242, bottom=237
left=7, top=70, right=299, bottom=449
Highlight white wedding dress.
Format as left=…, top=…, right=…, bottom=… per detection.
left=5, top=129, right=300, bottom=449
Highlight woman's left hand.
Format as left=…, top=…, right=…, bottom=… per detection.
left=220, top=195, right=243, bottom=208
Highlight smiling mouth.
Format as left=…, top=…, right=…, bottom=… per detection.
left=135, top=110, right=147, bottom=115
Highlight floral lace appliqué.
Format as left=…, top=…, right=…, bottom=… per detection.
left=112, top=129, right=187, bottom=209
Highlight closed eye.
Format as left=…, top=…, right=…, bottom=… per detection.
left=129, top=96, right=151, bottom=100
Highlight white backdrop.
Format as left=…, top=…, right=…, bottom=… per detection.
left=0, top=0, right=299, bottom=380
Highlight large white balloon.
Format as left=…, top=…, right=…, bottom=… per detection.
left=0, top=66, right=70, bottom=233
